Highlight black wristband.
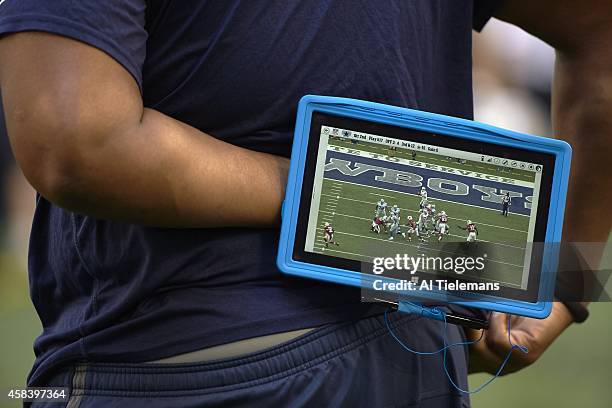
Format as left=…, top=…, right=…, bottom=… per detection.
left=558, top=300, right=589, bottom=323
left=554, top=243, right=592, bottom=323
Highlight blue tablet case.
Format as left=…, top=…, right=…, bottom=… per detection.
left=277, top=95, right=572, bottom=319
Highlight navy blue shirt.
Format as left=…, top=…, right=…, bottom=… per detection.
left=0, top=0, right=499, bottom=386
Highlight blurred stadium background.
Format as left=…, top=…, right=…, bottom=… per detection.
left=0, top=20, right=610, bottom=408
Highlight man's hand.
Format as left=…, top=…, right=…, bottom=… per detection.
left=468, top=302, right=574, bottom=375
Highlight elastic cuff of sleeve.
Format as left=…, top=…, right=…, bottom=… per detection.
left=560, top=301, right=589, bottom=323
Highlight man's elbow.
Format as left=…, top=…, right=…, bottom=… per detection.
left=8, top=114, right=103, bottom=210
left=31, top=160, right=90, bottom=211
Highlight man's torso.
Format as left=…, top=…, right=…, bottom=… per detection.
left=0, top=0, right=488, bottom=385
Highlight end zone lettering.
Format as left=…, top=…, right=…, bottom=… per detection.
left=325, top=151, right=534, bottom=215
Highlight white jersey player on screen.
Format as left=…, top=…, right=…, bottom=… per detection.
left=390, top=204, right=400, bottom=217
left=388, top=213, right=402, bottom=240
left=417, top=208, right=429, bottom=240
left=419, top=187, right=428, bottom=209
left=375, top=199, right=388, bottom=218
left=371, top=199, right=388, bottom=233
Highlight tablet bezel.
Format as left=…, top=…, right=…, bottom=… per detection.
left=277, top=95, right=572, bottom=319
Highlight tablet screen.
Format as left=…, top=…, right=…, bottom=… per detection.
left=293, top=111, right=555, bottom=302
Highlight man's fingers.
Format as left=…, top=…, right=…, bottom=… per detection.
left=485, top=313, right=538, bottom=372
left=471, top=306, right=574, bottom=376
left=468, top=336, right=504, bottom=374
left=485, top=312, right=511, bottom=356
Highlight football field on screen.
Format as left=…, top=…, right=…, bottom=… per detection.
left=312, top=140, right=532, bottom=287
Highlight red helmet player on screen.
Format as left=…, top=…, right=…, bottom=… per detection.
left=458, top=219, right=478, bottom=242
left=437, top=211, right=449, bottom=242
left=323, top=222, right=340, bottom=248
left=405, top=215, right=417, bottom=242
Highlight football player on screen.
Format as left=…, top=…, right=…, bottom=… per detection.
left=390, top=204, right=400, bottom=217
left=501, top=192, right=511, bottom=217
left=405, top=215, right=417, bottom=242
left=437, top=211, right=449, bottom=242
left=434, top=208, right=442, bottom=232
left=419, top=187, right=428, bottom=209
left=375, top=199, right=388, bottom=217
left=371, top=199, right=388, bottom=233
left=458, top=220, right=478, bottom=242
left=323, top=222, right=340, bottom=248
left=371, top=216, right=387, bottom=234
left=417, top=208, right=429, bottom=242
left=388, top=213, right=403, bottom=241
left=428, top=204, right=436, bottom=228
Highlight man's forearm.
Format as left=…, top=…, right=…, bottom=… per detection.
left=47, top=107, right=289, bottom=228
left=496, top=0, right=612, bottom=245
left=553, top=47, right=612, bottom=245
left=495, top=0, right=611, bottom=313
left=552, top=42, right=611, bottom=310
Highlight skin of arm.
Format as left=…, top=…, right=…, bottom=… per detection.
left=468, top=0, right=611, bottom=374
left=0, top=32, right=289, bottom=228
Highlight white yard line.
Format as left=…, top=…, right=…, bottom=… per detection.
left=368, top=193, right=397, bottom=200
left=313, top=245, right=372, bottom=260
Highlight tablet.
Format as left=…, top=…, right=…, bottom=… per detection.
left=278, top=95, right=571, bottom=319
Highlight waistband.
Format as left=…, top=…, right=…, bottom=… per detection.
left=62, top=311, right=420, bottom=398
left=147, top=327, right=316, bottom=364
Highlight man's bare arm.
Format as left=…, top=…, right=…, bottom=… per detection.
left=497, top=0, right=612, bottom=244
left=0, top=32, right=288, bottom=228
left=468, top=1, right=611, bottom=375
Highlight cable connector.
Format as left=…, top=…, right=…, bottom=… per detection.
left=373, top=298, right=489, bottom=330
